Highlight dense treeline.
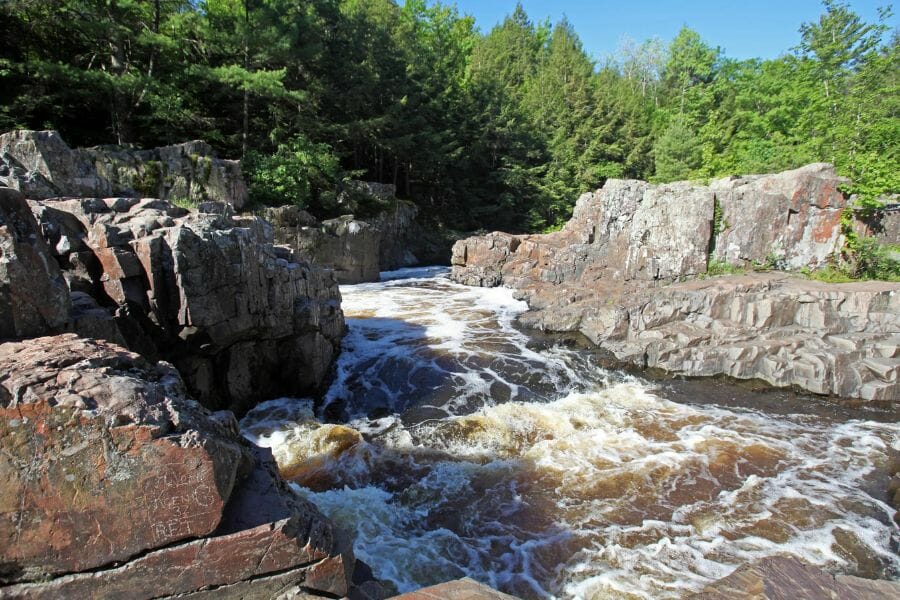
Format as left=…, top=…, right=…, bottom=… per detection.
left=1, top=0, right=896, bottom=232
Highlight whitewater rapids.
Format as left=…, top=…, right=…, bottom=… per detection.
left=241, top=267, right=900, bottom=599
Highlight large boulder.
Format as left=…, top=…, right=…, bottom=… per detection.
left=0, top=334, right=353, bottom=598
left=0, top=187, right=70, bottom=339
left=0, top=130, right=248, bottom=209
left=451, top=176, right=714, bottom=289
left=28, top=197, right=344, bottom=415
left=263, top=195, right=447, bottom=284
left=297, top=216, right=382, bottom=284
left=711, top=163, right=848, bottom=269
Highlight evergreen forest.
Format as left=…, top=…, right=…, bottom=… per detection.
left=1, top=0, right=897, bottom=233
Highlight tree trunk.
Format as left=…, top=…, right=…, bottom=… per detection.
left=241, top=0, right=250, bottom=159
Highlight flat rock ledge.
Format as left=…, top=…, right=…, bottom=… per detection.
left=451, top=165, right=899, bottom=401
left=0, top=334, right=354, bottom=599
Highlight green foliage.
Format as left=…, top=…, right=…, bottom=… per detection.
left=1, top=0, right=896, bottom=233
left=170, top=196, right=200, bottom=210
left=803, top=265, right=856, bottom=283
left=135, top=161, right=163, bottom=197
left=711, top=196, right=728, bottom=236
left=246, top=135, right=342, bottom=212
left=706, top=259, right=746, bottom=277
left=850, top=237, right=900, bottom=280
left=653, top=116, right=701, bottom=181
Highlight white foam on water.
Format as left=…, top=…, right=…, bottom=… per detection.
left=322, top=268, right=608, bottom=419
left=240, top=270, right=900, bottom=600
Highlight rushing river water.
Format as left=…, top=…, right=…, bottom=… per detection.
left=241, top=267, right=900, bottom=599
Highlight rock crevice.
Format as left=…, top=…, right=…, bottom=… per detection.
left=25, top=194, right=344, bottom=414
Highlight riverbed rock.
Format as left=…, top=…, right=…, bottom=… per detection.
left=390, top=578, right=518, bottom=600
left=0, top=187, right=70, bottom=339
left=690, top=556, right=900, bottom=599
left=0, top=130, right=248, bottom=209
left=27, top=196, right=344, bottom=414
left=451, top=165, right=899, bottom=400
left=0, top=334, right=353, bottom=597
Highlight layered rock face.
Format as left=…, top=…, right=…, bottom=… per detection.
left=519, top=274, right=899, bottom=400
left=271, top=211, right=382, bottom=284
left=451, top=165, right=900, bottom=400
left=266, top=193, right=450, bottom=284
left=28, top=195, right=344, bottom=414
left=0, top=334, right=354, bottom=598
left=0, top=188, right=70, bottom=339
left=1, top=130, right=248, bottom=209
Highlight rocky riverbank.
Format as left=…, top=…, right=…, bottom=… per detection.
left=2, top=131, right=897, bottom=599
left=0, top=334, right=355, bottom=598
left=0, top=132, right=363, bottom=597
left=451, top=164, right=899, bottom=401
left=264, top=187, right=453, bottom=284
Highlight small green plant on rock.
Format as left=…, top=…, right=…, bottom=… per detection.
left=170, top=196, right=199, bottom=210
left=705, top=258, right=746, bottom=277
left=135, top=161, right=163, bottom=196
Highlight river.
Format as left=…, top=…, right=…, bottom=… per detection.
left=240, top=267, right=900, bottom=599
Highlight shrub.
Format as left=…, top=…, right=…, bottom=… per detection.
left=246, top=134, right=342, bottom=214
left=706, top=258, right=746, bottom=276
left=851, top=237, right=900, bottom=281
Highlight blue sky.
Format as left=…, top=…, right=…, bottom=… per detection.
left=447, top=1, right=897, bottom=61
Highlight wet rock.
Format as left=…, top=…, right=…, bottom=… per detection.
left=0, top=130, right=248, bottom=209
left=690, top=556, right=900, bottom=599
left=27, top=196, right=344, bottom=414
left=0, top=187, right=70, bottom=339
left=0, top=334, right=353, bottom=597
left=390, top=578, right=518, bottom=599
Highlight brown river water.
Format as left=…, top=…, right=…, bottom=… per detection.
left=240, top=267, right=900, bottom=599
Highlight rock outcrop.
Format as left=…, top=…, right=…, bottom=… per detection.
left=519, top=273, right=899, bottom=401
left=276, top=213, right=382, bottom=284
left=0, top=334, right=354, bottom=598
left=265, top=194, right=451, bottom=284
left=1, top=130, right=248, bottom=209
left=27, top=196, right=344, bottom=414
left=711, top=163, right=848, bottom=269
left=690, top=556, right=900, bottom=599
left=451, top=165, right=900, bottom=400
left=0, top=187, right=70, bottom=339
left=390, top=578, right=518, bottom=599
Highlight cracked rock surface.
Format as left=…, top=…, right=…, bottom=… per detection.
left=0, top=334, right=354, bottom=598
